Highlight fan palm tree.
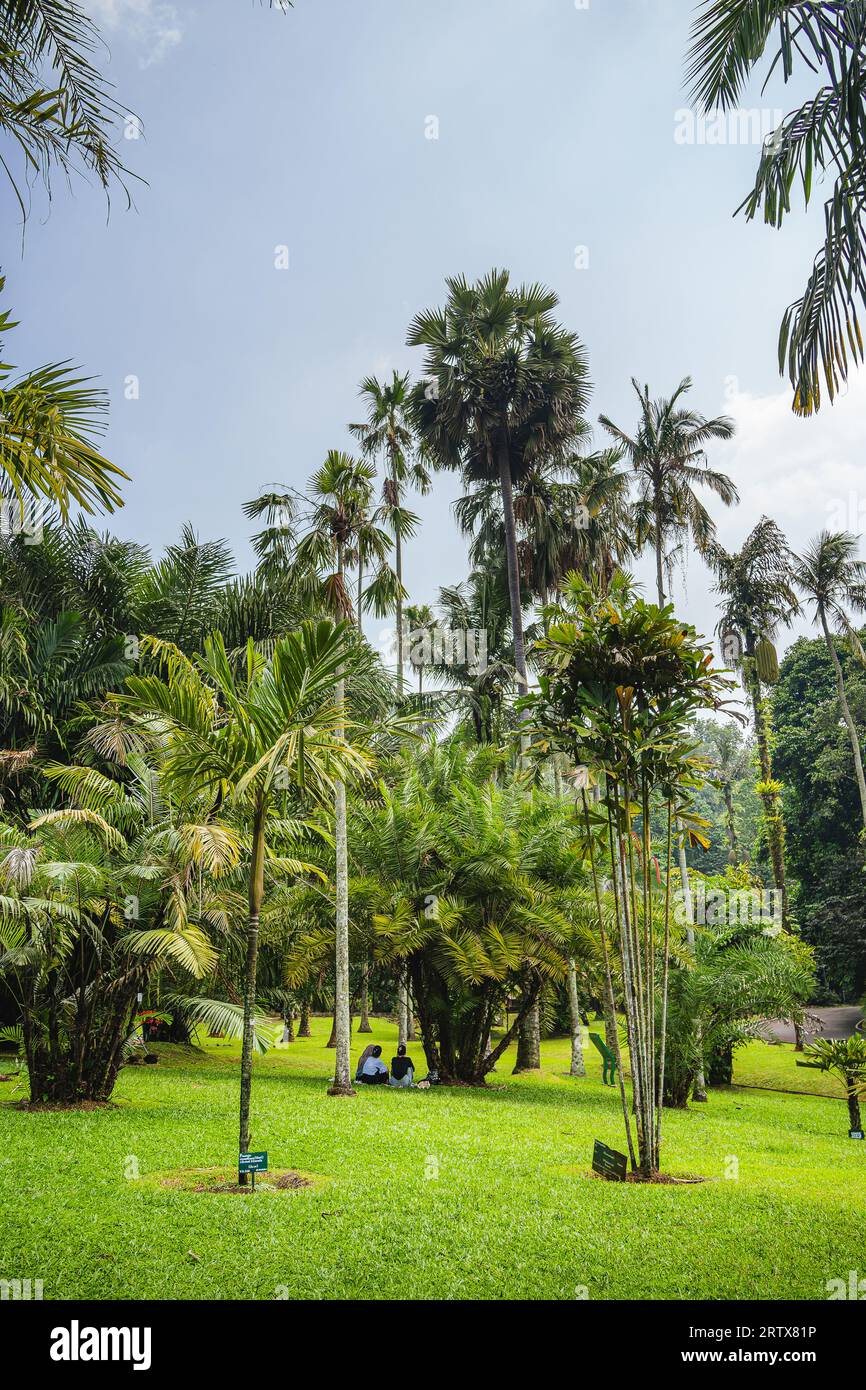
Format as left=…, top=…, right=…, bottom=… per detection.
left=600, top=377, right=737, bottom=608
left=686, top=1, right=866, bottom=414
left=350, top=371, right=430, bottom=691
left=793, top=531, right=866, bottom=832
left=711, top=519, right=800, bottom=924
left=408, top=269, right=592, bottom=732
left=122, top=620, right=369, bottom=1159
left=0, top=284, right=127, bottom=518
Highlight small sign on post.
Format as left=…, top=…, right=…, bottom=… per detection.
left=238, top=1151, right=268, bottom=1189
left=592, top=1139, right=628, bottom=1182
left=849, top=1129, right=865, bottom=1141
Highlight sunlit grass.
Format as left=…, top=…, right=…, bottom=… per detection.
left=1, top=1017, right=863, bottom=1300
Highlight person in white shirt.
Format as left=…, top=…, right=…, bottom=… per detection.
left=359, top=1044, right=389, bottom=1085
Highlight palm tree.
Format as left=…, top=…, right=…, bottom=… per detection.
left=686, top=1, right=866, bottom=414
left=0, top=283, right=127, bottom=518
left=601, top=377, right=736, bottom=1099
left=695, top=718, right=752, bottom=862
left=600, top=377, right=737, bottom=608
left=350, top=371, right=430, bottom=693
left=294, top=452, right=380, bottom=1096
left=0, top=0, right=135, bottom=217
left=408, top=269, right=592, bottom=733
left=405, top=603, right=435, bottom=703
left=0, top=729, right=245, bottom=1104
left=455, top=447, right=633, bottom=606
left=123, top=621, right=368, bottom=1158
left=793, top=531, right=866, bottom=832
left=711, top=519, right=800, bottom=925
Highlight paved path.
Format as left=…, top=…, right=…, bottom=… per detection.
left=762, top=1005, right=864, bottom=1044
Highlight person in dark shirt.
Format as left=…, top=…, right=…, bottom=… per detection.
left=389, top=1043, right=414, bottom=1088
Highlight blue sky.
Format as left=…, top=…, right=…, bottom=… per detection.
left=5, top=0, right=863, bottom=651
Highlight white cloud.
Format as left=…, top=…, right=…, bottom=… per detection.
left=86, top=0, right=182, bottom=68
left=666, top=371, right=866, bottom=655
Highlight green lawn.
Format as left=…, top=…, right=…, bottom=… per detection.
left=2, top=1019, right=863, bottom=1301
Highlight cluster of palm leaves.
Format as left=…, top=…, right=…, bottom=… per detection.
left=687, top=0, right=866, bottom=414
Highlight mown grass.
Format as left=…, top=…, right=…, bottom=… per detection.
left=1, top=1018, right=863, bottom=1300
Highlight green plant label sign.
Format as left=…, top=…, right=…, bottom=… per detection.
left=239, top=1151, right=268, bottom=1173
left=592, top=1139, right=627, bottom=1182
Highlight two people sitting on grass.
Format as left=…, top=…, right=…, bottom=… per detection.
left=355, top=1042, right=416, bottom=1087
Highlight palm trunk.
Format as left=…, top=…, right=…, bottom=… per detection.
left=357, top=558, right=364, bottom=637
left=391, top=447, right=404, bottom=698
left=513, top=992, right=541, bottom=1072
left=567, top=959, right=585, bottom=1078
left=748, top=664, right=789, bottom=925
left=654, top=499, right=666, bottom=610
left=328, top=545, right=355, bottom=1098
left=497, top=440, right=529, bottom=751
left=397, top=968, right=408, bottom=1049
left=238, top=797, right=266, bottom=1177
left=328, top=763, right=354, bottom=1096
left=677, top=835, right=707, bottom=1102
left=298, top=999, right=311, bottom=1038
left=358, top=957, right=372, bottom=1033
left=820, top=608, right=866, bottom=832
left=406, top=977, right=416, bottom=1041
left=656, top=517, right=706, bottom=1103
left=723, top=784, right=739, bottom=860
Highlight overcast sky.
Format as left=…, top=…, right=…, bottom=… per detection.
left=6, top=0, right=862, bottom=660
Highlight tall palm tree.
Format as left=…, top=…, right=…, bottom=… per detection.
left=294, top=451, right=379, bottom=1096
left=123, top=621, right=368, bottom=1156
left=0, top=283, right=127, bottom=518
left=687, top=1, right=866, bottom=414
left=600, top=377, right=737, bottom=607
left=408, top=269, right=592, bottom=732
left=601, top=377, right=736, bottom=1099
left=793, top=531, right=866, bottom=832
left=350, top=371, right=430, bottom=693
left=711, top=518, right=800, bottom=925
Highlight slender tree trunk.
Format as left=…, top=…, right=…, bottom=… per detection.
left=358, top=957, right=372, bottom=1033
left=406, top=977, right=416, bottom=1041
left=656, top=520, right=706, bottom=1103
left=677, top=835, right=707, bottom=1102
left=821, top=608, right=866, bottom=832
left=357, top=559, right=364, bottom=637
left=847, top=1087, right=862, bottom=1134
left=397, top=968, right=408, bottom=1049
left=239, top=799, right=266, bottom=1177
left=567, top=960, right=585, bottom=1078
left=391, top=446, right=404, bottom=698
left=298, top=999, right=311, bottom=1038
left=654, top=504, right=666, bottom=611
left=513, top=992, right=541, bottom=1072
left=748, top=666, right=789, bottom=925
left=328, top=595, right=354, bottom=1095
left=723, top=784, right=739, bottom=860
left=497, top=440, right=529, bottom=752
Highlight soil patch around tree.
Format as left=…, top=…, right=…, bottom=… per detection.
left=142, top=1165, right=328, bottom=1195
